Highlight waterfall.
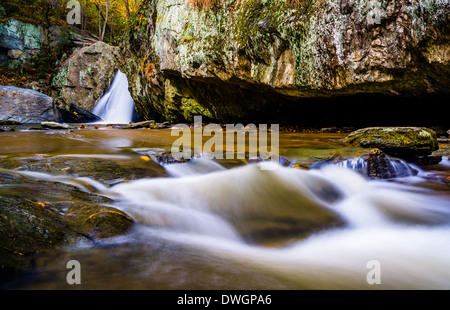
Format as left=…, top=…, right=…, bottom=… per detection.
left=92, top=70, right=135, bottom=124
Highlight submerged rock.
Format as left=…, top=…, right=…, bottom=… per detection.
left=0, top=170, right=134, bottom=278
left=0, top=85, right=62, bottom=124
left=344, top=127, right=439, bottom=159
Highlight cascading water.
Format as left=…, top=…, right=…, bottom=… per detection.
left=332, top=155, right=420, bottom=179
left=94, top=160, right=450, bottom=289
left=92, top=70, right=135, bottom=124
left=3, top=130, right=449, bottom=289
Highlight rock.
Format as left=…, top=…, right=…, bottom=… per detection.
left=51, top=41, right=123, bottom=112
left=124, top=120, right=157, bottom=129
left=0, top=169, right=135, bottom=278
left=320, top=127, right=338, bottom=133
left=41, top=121, right=69, bottom=129
left=120, top=0, right=450, bottom=123
left=248, top=156, right=292, bottom=167
left=0, top=196, right=74, bottom=278
left=0, top=19, right=43, bottom=51
left=0, top=19, right=81, bottom=68
left=65, top=205, right=134, bottom=240
left=0, top=120, right=21, bottom=125
left=366, top=149, right=418, bottom=179
left=57, top=103, right=102, bottom=123
left=416, top=155, right=443, bottom=166
left=344, top=127, right=439, bottom=159
left=156, top=121, right=171, bottom=128
left=150, top=152, right=191, bottom=165
left=0, top=85, right=62, bottom=124
left=6, top=49, right=23, bottom=59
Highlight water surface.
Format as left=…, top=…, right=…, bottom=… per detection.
left=1, top=128, right=449, bottom=289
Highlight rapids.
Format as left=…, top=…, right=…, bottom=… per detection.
left=101, top=161, right=450, bottom=289
left=1, top=129, right=449, bottom=289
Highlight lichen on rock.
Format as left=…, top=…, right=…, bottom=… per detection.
left=120, top=0, right=450, bottom=123
left=51, top=41, right=123, bottom=112
left=344, top=126, right=439, bottom=158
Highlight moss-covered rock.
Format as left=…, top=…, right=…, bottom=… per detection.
left=344, top=127, right=439, bottom=158
left=120, top=0, right=450, bottom=123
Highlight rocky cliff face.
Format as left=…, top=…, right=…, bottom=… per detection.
left=0, top=18, right=77, bottom=69
left=120, top=0, right=450, bottom=124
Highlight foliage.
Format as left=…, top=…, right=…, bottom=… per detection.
left=0, top=0, right=144, bottom=44
left=185, top=0, right=312, bottom=9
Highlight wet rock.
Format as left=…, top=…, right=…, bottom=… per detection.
left=58, top=104, right=101, bottom=123
left=416, top=155, right=443, bottom=167
left=344, top=127, right=439, bottom=159
left=156, top=121, right=171, bottom=129
left=0, top=196, right=79, bottom=278
left=0, top=85, right=62, bottom=124
left=0, top=170, right=135, bottom=278
left=366, top=149, right=418, bottom=179
left=125, top=120, right=157, bottom=129
left=149, top=152, right=191, bottom=165
left=65, top=205, right=134, bottom=240
left=41, top=121, right=70, bottom=129
left=248, top=156, right=292, bottom=167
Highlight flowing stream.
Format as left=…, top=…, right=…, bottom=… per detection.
left=0, top=129, right=449, bottom=289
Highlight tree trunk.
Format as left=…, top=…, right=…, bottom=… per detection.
left=101, top=0, right=109, bottom=42
left=124, top=0, right=130, bottom=20
left=98, top=0, right=102, bottom=41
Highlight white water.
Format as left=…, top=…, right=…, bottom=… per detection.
left=92, top=70, right=135, bottom=124
left=333, top=156, right=419, bottom=178
left=101, top=160, right=450, bottom=289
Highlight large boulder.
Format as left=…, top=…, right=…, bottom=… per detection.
left=51, top=41, right=123, bottom=112
left=0, top=85, right=62, bottom=123
left=120, top=0, right=450, bottom=123
left=344, top=127, right=439, bottom=158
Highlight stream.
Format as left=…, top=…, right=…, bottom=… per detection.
left=0, top=127, right=449, bottom=289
